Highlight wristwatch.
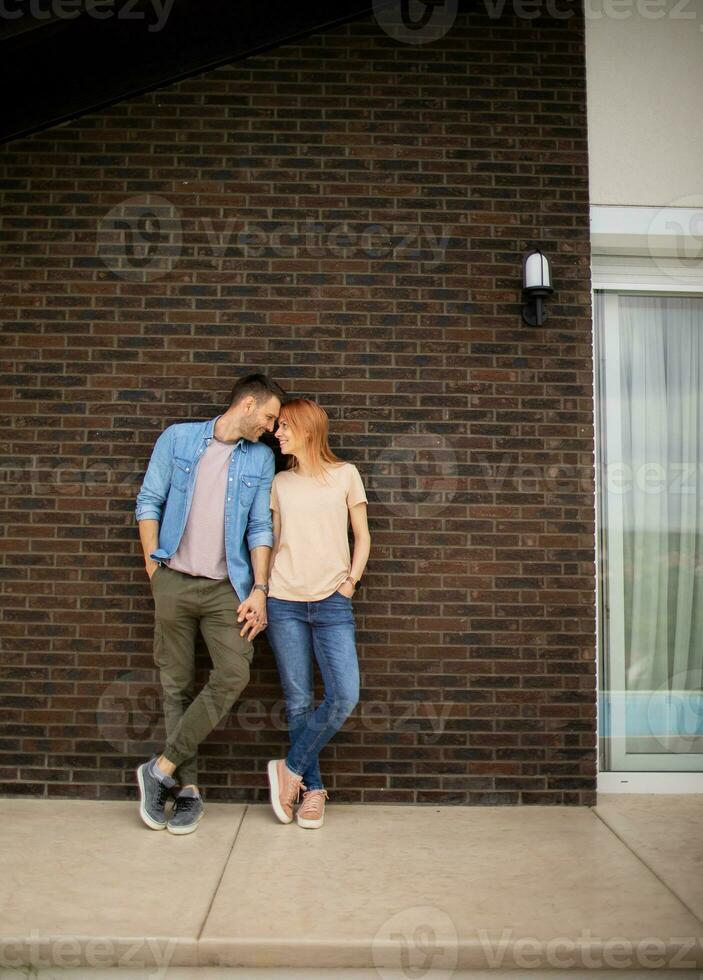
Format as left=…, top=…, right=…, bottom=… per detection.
left=253, top=583, right=269, bottom=596
left=345, top=575, right=361, bottom=591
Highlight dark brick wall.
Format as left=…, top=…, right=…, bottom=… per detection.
left=0, top=8, right=596, bottom=804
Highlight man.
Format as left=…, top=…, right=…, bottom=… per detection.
left=134, top=373, right=286, bottom=835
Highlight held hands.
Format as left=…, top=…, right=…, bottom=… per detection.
left=236, top=577, right=355, bottom=640
left=237, top=589, right=267, bottom=640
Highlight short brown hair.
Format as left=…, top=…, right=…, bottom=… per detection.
left=228, top=373, right=288, bottom=409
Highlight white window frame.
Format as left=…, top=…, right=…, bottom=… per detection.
left=591, top=205, right=703, bottom=794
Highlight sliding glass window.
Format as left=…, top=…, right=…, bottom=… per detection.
left=595, top=292, right=703, bottom=771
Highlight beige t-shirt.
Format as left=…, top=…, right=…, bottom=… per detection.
left=268, top=462, right=368, bottom=601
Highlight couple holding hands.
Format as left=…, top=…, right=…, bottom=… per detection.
left=134, top=374, right=370, bottom=834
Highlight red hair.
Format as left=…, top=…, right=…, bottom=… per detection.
left=278, top=398, right=343, bottom=481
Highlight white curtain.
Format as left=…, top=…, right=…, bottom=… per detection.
left=598, top=293, right=703, bottom=755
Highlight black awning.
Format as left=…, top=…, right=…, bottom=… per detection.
left=0, top=0, right=379, bottom=143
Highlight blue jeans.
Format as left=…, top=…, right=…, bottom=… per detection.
left=265, top=591, right=360, bottom=791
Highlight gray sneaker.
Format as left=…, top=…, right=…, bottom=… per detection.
left=136, top=761, right=172, bottom=830
left=167, top=794, right=204, bottom=835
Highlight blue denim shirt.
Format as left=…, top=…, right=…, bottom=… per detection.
left=135, top=416, right=274, bottom=601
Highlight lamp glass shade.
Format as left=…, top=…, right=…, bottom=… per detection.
left=523, top=250, right=551, bottom=290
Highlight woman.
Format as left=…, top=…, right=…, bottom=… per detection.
left=264, top=398, right=371, bottom=829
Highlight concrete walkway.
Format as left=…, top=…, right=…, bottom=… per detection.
left=0, top=795, right=701, bottom=975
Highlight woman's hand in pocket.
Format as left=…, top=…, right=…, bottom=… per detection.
left=336, top=579, right=355, bottom=599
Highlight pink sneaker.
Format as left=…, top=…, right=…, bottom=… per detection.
left=296, top=789, right=329, bottom=829
left=267, top=759, right=306, bottom=824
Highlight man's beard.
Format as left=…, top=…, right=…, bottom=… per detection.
left=244, top=422, right=260, bottom=441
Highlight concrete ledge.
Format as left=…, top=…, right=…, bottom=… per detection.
left=2, top=972, right=700, bottom=979
left=1, top=798, right=701, bottom=972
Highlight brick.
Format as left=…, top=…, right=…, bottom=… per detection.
left=0, top=8, right=595, bottom=805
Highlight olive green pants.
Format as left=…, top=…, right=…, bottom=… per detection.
left=150, top=564, right=253, bottom=787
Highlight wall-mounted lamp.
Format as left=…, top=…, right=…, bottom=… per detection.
left=522, top=249, right=553, bottom=327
